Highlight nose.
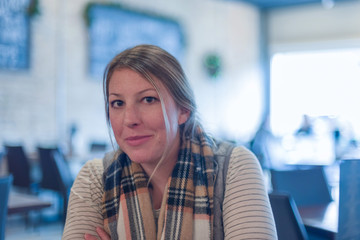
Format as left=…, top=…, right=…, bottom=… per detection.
left=123, top=104, right=141, bottom=127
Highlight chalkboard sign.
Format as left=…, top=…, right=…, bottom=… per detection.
left=0, top=0, right=30, bottom=70
left=86, top=4, right=185, bottom=78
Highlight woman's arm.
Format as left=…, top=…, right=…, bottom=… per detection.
left=223, top=146, right=277, bottom=239
left=62, top=159, right=104, bottom=240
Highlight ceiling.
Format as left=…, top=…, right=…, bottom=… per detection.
left=237, top=0, right=353, bottom=9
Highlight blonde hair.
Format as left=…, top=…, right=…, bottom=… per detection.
left=103, top=44, right=200, bottom=182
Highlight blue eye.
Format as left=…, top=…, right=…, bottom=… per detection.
left=110, top=100, right=124, bottom=108
left=143, top=97, right=157, bottom=103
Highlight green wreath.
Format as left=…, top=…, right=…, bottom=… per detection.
left=204, top=53, right=222, bottom=79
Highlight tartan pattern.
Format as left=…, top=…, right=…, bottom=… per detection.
left=102, top=127, right=215, bottom=239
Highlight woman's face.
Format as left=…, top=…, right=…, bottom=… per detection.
left=108, top=68, right=189, bottom=168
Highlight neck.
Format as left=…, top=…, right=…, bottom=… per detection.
left=142, top=152, right=177, bottom=188
left=144, top=157, right=177, bottom=209
left=141, top=132, right=182, bottom=209
left=142, top=140, right=180, bottom=209
left=141, top=132, right=181, bottom=185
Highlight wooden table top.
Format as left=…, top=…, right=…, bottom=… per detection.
left=298, top=201, right=338, bottom=239
left=7, top=192, right=52, bottom=215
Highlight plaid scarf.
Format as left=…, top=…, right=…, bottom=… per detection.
left=102, top=127, right=216, bottom=239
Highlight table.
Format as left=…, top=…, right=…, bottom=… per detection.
left=298, top=201, right=338, bottom=239
left=7, top=192, right=52, bottom=215
left=294, top=164, right=340, bottom=239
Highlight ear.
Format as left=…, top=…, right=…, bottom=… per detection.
left=178, top=108, right=190, bottom=125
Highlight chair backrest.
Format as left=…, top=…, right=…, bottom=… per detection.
left=51, top=151, right=74, bottom=221
left=38, top=147, right=73, bottom=192
left=38, top=146, right=73, bottom=222
left=4, top=145, right=31, bottom=189
left=0, top=175, right=13, bottom=240
left=269, top=192, right=309, bottom=240
left=337, top=159, right=360, bottom=240
left=271, top=166, right=332, bottom=207
left=38, top=146, right=62, bottom=191
left=51, top=151, right=73, bottom=196
left=0, top=151, right=3, bottom=168
left=89, top=142, right=108, bottom=153
left=0, top=152, right=4, bottom=175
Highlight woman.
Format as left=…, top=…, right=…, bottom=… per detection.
left=62, top=44, right=277, bottom=240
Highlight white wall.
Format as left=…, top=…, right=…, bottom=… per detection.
left=268, top=1, right=360, bottom=52
left=0, top=0, right=263, bottom=155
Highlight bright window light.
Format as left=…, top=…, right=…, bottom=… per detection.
left=270, top=48, right=360, bottom=165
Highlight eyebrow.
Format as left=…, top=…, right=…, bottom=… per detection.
left=109, top=88, right=157, bottom=97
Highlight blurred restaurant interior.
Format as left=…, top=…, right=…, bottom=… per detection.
left=1, top=0, right=360, bottom=239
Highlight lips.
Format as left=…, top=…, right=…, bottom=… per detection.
left=125, top=135, right=152, bottom=146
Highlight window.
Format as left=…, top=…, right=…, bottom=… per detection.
left=270, top=48, right=360, bottom=165
left=0, top=0, right=30, bottom=70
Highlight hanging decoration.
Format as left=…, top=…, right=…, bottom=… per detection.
left=27, top=0, right=40, bottom=17
left=203, top=53, right=222, bottom=80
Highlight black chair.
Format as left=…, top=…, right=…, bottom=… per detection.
left=271, top=166, right=332, bottom=207
left=4, top=145, right=35, bottom=192
left=269, top=192, right=309, bottom=240
left=52, top=151, right=73, bottom=219
left=0, top=151, right=4, bottom=170
left=0, top=152, right=5, bottom=177
left=38, top=147, right=62, bottom=191
left=0, top=175, right=13, bottom=240
left=89, top=142, right=108, bottom=153
left=37, top=147, right=73, bottom=222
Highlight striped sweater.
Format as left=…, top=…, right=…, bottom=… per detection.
left=62, top=146, right=277, bottom=239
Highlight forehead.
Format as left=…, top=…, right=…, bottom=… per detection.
left=109, top=69, right=151, bottom=88
left=109, top=69, right=171, bottom=97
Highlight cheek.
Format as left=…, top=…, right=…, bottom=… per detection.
left=109, top=112, right=123, bottom=134
left=148, top=111, right=167, bottom=131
